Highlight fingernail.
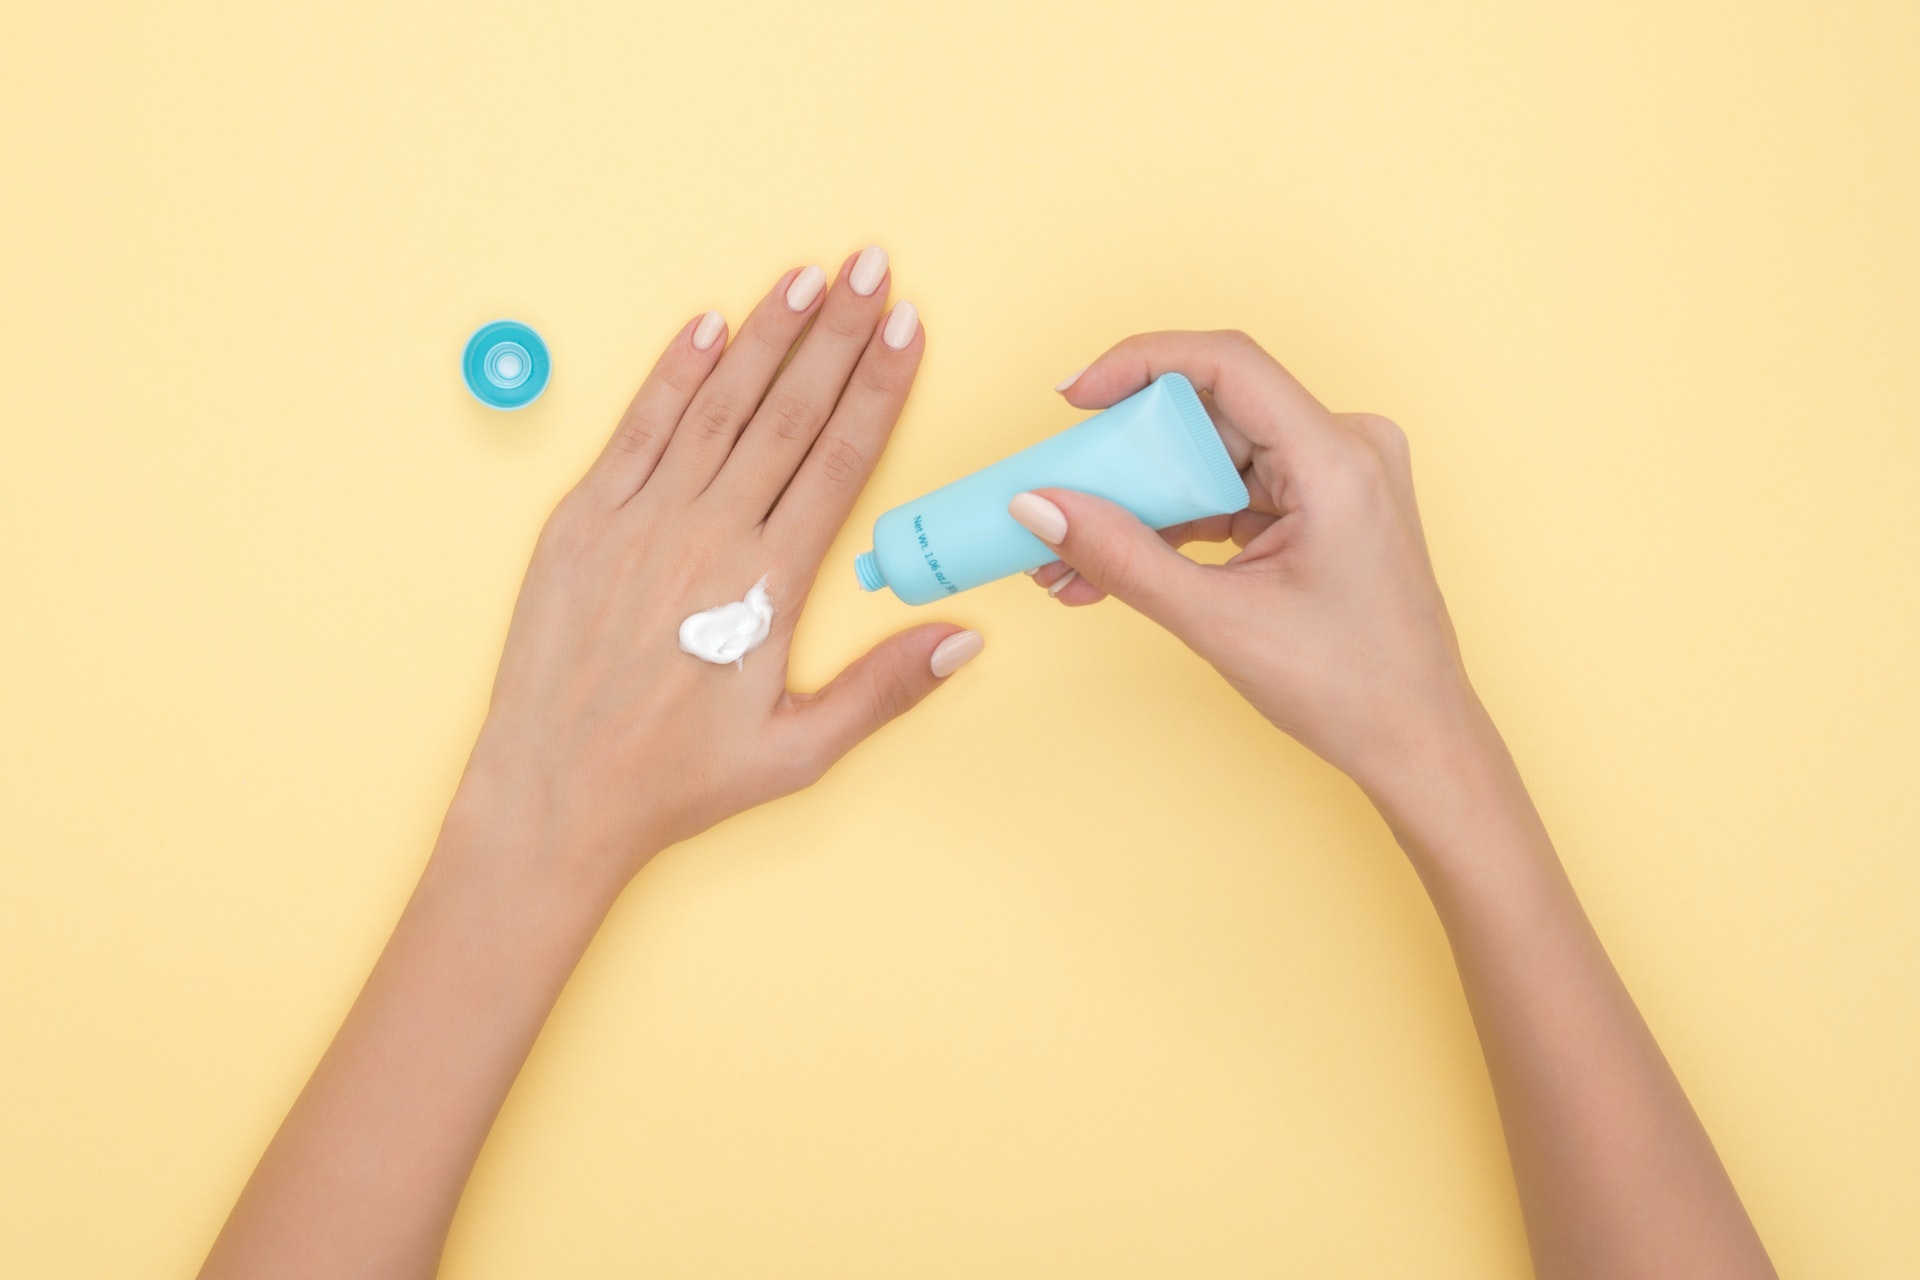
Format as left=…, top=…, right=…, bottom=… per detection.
left=930, top=629, right=984, bottom=678
left=1023, top=566, right=1040, bottom=577
left=849, top=245, right=889, bottom=297
left=1008, top=492, right=1067, bottom=543
left=786, top=264, right=826, bottom=311
left=883, top=301, right=919, bottom=350
left=692, top=310, right=725, bottom=351
left=1046, top=568, right=1079, bottom=597
left=1054, top=365, right=1088, bottom=393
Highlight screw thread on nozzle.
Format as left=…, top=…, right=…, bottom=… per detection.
left=854, top=550, right=886, bottom=592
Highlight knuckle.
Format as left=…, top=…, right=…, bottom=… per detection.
left=536, top=500, right=596, bottom=564
left=822, top=306, right=870, bottom=342
left=611, top=413, right=659, bottom=457
left=764, top=390, right=820, bottom=442
left=871, top=665, right=920, bottom=723
left=1354, top=412, right=1409, bottom=456
left=1349, top=430, right=1390, bottom=475
left=688, top=391, right=742, bottom=442
left=1345, top=415, right=1414, bottom=493
left=1328, top=434, right=1395, bottom=504
left=748, top=320, right=791, bottom=355
left=1215, top=327, right=1259, bottom=352
left=653, top=356, right=705, bottom=398
left=858, top=358, right=905, bottom=398
left=816, top=435, right=867, bottom=487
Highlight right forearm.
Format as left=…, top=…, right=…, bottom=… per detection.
left=1021, top=327, right=1772, bottom=1275
left=1381, top=727, right=1773, bottom=1279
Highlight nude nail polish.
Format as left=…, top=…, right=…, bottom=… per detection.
left=1054, top=365, right=1088, bottom=393
left=1046, top=568, right=1079, bottom=597
left=692, top=310, right=725, bottom=351
left=849, top=245, right=889, bottom=297
left=786, top=265, right=826, bottom=311
left=929, top=630, right=984, bottom=678
left=1007, top=492, right=1068, bottom=544
left=883, top=301, right=919, bottom=350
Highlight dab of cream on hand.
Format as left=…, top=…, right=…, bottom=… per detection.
left=678, top=577, right=774, bottom=668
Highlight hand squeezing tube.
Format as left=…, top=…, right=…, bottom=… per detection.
left=854, top=373, right=1250, bottom=605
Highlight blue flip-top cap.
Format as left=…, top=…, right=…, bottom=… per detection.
left=462, top=320, right=551, bottom=409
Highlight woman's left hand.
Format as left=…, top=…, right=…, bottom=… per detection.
left=458, top=249, right=980, bottom=892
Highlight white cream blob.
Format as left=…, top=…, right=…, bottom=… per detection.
left=678, top=576, right=774, bottom=668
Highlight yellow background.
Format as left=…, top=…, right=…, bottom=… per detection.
left=3, top=0, right=1916, bottom=1274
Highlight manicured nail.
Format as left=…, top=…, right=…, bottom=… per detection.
left=1046, top=568, right=1079, bottom=597
left=1054, top=365, right=1088, bottom=393
left=692, top=310, right=725, bottom=351
left=1008, top=492, right=1067, bottom=543
left=786, top=264, right=826, bottom=311
left=1023, top=566, right=1040, bottom=577
left=883, top=301, right=919, bottom=350
left=929, top=629, right=984, bottom=678
left=849, top=245, right=889, bottom=297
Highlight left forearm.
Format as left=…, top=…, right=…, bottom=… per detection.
left=201, top=797, right=615, bottom=1279
left=201, top=249, right=952, bottom=1276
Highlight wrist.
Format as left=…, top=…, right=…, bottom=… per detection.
left=437, top=731, right=658, bottom=919
left=431, top=787, right=626, bottom=931
left=1356, top=689, right=1548, bottom=885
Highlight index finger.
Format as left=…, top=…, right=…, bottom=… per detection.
left=1059, top=329, right=1336, bottom=452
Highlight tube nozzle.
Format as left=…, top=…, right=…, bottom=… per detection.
left=854, top=550, right=886, bottom=592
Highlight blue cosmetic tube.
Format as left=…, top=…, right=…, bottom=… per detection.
left=854, top=373, right=1250, bottom=605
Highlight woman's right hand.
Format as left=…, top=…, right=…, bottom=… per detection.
left=1020, top=335, right=1782, bottom=1280
left=1012, top=331, right=1493, bottom=815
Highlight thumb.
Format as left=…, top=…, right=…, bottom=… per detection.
left=783, top=624, right=984, bottom=771
left=1009, top=490, right=1210, bottom=632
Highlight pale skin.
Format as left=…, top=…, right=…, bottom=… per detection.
left=200, top=252, right=1774, bottom=1279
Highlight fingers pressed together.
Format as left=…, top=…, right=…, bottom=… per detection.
left=580, top=248, right=982, bottom=763
left=586, top=248, right=922, bottom=554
